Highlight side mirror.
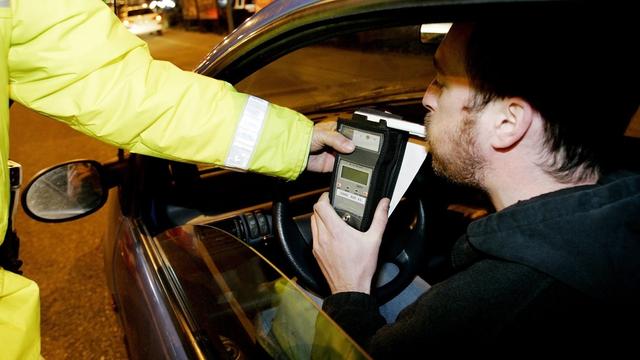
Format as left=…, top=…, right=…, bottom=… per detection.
left=21, top=160, right=108, bottom=222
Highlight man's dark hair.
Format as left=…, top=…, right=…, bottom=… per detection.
left=464, top=12, right=638, bottom=182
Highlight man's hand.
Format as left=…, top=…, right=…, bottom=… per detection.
left=311, top=192, right=390, bottom=294
left=307, top=121, right=355, bottom=172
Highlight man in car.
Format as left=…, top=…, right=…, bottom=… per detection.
left=0, top=0, right=353, bottom=359
left=311, top=16, right=639, bottom=354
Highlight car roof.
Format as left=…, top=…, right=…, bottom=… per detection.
left=194, top=0, right=602, bottom=81
left=192, top=0, right=637, bottom=138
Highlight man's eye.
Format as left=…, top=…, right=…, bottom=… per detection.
left=433, top=78, right=444, bottom=89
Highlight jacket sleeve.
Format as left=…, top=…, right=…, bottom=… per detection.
left=321, top=292, right=387, bottom=348
left=7, top=0, right=312, bottom=180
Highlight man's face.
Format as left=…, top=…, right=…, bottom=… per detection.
left=422, top=23, right=486, bottom=188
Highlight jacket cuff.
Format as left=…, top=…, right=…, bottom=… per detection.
left=249, top=102, right=313, bottom=180
left=322, top=292, right=386, bottom=347
left=323, top=291, right=378, bottom=312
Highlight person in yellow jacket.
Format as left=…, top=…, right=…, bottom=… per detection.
left=0, top=0, right=354, bottom=358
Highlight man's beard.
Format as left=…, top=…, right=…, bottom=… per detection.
left=425, top=112, right=485, bottom=189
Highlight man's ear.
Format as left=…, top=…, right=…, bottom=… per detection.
left=491, top=98, right=533, bottom=150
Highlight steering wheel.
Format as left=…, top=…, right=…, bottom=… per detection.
left=273, top=166, right=428, bottom=305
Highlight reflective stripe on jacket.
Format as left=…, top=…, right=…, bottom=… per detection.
left=0, top=0, right=313, bottom=358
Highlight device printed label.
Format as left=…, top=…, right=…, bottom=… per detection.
left=352, top=130, right=381, bottom=152
left=336, top=189, right=366, bottom=205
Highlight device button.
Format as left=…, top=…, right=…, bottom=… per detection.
left=341, top=213, right=351, bottom=222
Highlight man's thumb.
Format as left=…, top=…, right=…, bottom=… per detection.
left=368, top=198, right=390, bottom=234
left=322, top=131, right=355, bottom=153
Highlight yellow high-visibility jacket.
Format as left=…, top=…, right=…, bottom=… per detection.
left=0, top=0, right=313, bottom=358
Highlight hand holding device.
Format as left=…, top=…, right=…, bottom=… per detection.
left=307, top=121, right=355, bottom=173
left=329, top=108, right=411, bottom=231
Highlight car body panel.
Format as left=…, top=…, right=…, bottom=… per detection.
left=103, top=192, right=192, bottom=359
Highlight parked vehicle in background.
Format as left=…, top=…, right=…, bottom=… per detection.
left=180, top=0, right=273, bottom=33
left=120, top=5, right=165, bottom=36
left=181, top=0, right=220, bottom=25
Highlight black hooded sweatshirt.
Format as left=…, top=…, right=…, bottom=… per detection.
left=322, top=171, right=640, bottom=357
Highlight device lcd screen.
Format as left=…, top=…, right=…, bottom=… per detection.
left=341, top=166, right=369, bottom=185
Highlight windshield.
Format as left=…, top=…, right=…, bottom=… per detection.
left=236, top=25, right=437, bottom=115
left=154, top=225, right=369, bottom=359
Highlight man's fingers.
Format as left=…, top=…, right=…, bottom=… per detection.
left=307, top=121, right=354, bottom=172
left=313, top=192, right=344, bottom=225
left=307, top=153, right=335, bottom=173
left=311, top=127, right=355, bottom=153
left=310, top=213, right=319, bottom=247
left=317, top=120, right=337, bottom=132
left=317, top=192, right=330, bottom=204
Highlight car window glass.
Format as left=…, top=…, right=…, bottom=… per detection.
left=236, top=25, right=438, bottom=119
left=154, top=225, right=369, bottom=359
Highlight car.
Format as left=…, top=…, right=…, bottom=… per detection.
left=120, top=5, right=165, bottom=36
left=20, top=0, right=639, bottom=359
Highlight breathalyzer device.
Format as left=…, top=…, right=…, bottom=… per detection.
left=329, top=108, right=411, bottom=231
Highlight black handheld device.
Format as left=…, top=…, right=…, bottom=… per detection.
left=329, top=108, right=409, bottom=231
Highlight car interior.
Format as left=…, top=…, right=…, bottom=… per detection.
left=97, top=11, right=639, bottom=355
left=131, top=23, right=494, bottom=278
left=123, top=13, right=636, bottom=291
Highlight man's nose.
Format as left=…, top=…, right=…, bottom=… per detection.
left=422, top=80, right=439, bottom=110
